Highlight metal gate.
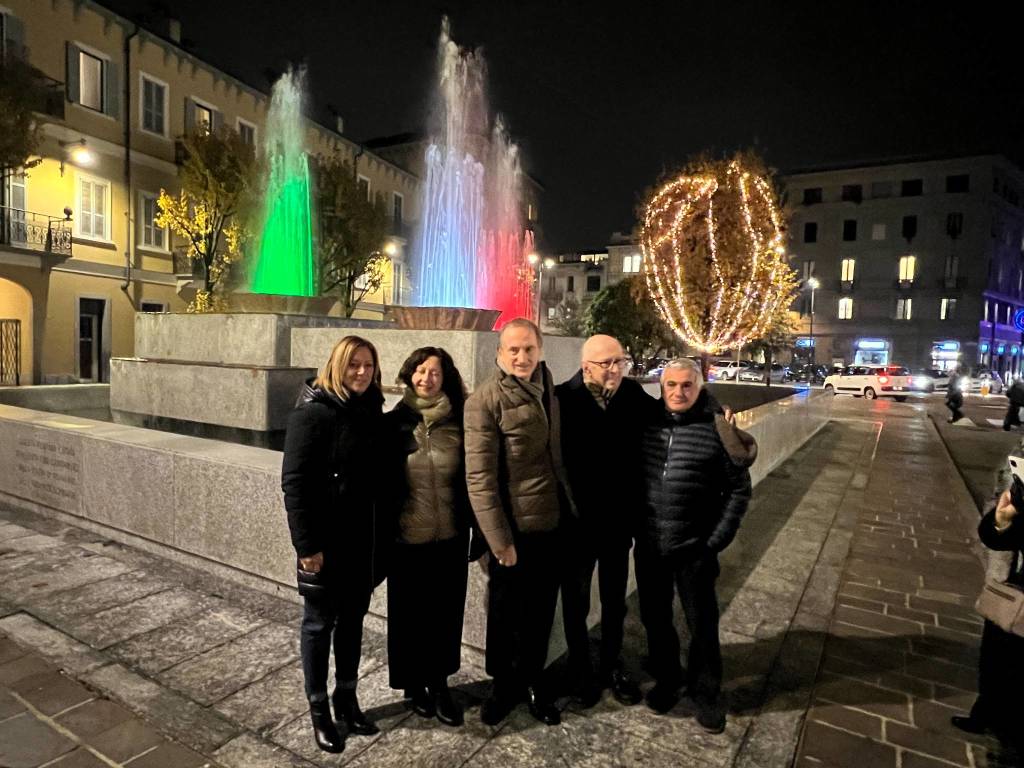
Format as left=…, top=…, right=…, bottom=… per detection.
left=0, top=319, right=21, bottom=386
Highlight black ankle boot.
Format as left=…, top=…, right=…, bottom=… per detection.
left=309, top=700, right=344, bottom=753
left=333, top=688, right=380, bottom=736
left=409, top=685, right=436, bottom=718
left=429, top=681, right=464, bottom=727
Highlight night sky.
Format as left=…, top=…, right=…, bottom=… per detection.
left=106, top=0, right=1024, bottom=252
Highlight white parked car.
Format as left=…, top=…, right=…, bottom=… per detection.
left=823, top=365, right=913, bottom=401
left=708, top=359, right=751, bottom=381
left=965, top=369, right=1004, bottom=394
left=911, top=368, right=951, bottom=393
left=737, top=363, right=787, bottom=384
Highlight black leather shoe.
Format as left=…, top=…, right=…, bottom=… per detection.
left=430, top=683, right=464, bottom=727
left=609, top=669, right=642, bottom=706
left=526, top=686, right=561, bottom=726
left=309, top=702, right=344, bottom=753
left=333, top=689, right=380, bottom=736
left=409, top=686, right=436, bottom=718
left=696, top=700, right=726, bottom=734
left=571, top=679, right=602, bottom=709
left=645, top=683, right=679, bottom=714
left=480, top=692, right=516, bottom=726
left=951, top=714, right=988, bottom=735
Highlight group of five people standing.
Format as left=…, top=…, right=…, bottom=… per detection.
left=282, top=318, right=754, bottom=754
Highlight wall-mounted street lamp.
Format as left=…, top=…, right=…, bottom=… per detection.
left=58, top=138, right=97, bottom=176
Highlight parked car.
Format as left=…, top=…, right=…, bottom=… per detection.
left=738, top=363, right=788, bottom=383
left=966, top=368, right=1005, bottom=394
left=784, top=364, right=829, bottom=385
left=708, top=359, right=752, bottom=381
left=911, top=368, right=950, bottom=393
left=636, top=356, right=667, bottom=379
left=823, top=364, right=913, bottom=400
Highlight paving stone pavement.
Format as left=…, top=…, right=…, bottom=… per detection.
left=0, top=397, right=1014, bottom=767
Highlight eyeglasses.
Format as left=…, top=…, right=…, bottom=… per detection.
left=587, top=358, right=632, bottom=371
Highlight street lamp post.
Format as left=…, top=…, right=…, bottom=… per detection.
left=805, top=276, right=820, bottom=365
left=527, top=252, right=555, bottom=326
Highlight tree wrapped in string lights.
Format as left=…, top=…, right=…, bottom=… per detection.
left=640, top=152, right=798, bottom=361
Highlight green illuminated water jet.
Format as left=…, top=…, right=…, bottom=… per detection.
left=250, top=68, right=315, bottom=297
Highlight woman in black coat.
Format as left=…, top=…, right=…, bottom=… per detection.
left=952, top=478, right=1024, bottom=757
left=383, top=347, right=479, bottom=727
left=282, top=335, right=385, bottom=754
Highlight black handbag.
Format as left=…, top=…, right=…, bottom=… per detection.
left=296, top=561, right=329, bottom=598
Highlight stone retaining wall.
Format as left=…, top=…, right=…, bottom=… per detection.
left=0, top=389, right=831, bottom=656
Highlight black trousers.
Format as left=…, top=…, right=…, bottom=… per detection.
left=300, top=574, right=373, bottom=702
left=1004, top=404, right=1022, bottom=430
left=974, top=620, right=1024, bottom=725
left=559, top=521, right=631, bottom=678
left=485, top=530, right=560, bottom=690
left=387, top=535, right=468, bottom=690
left=634, top=540, right=722, bottom=705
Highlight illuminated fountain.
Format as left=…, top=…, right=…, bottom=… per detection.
left=248, top=68, right=316, bottom=300
left=410, top=19, right=535, bottom=328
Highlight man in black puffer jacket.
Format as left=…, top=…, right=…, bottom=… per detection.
left=637, top=357, right=754, bottom=733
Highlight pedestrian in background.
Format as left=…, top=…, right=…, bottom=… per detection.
left=946, top=365, right=965, bottom=423
left=1003, top=377, right=1024, bottom=430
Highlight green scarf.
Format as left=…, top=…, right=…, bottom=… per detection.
left=499, top=360, right=546, bottom=404
left=402, top=388, right=452, bottom=427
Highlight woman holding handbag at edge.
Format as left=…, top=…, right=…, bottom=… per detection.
left=282, top=335, right=385, bottom=754
left=383, top=346, right=484, bottom=727
left=951, top=458, right=1024, bottom=759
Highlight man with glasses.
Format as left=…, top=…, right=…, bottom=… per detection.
left=555, top=334, right=655, bottom=708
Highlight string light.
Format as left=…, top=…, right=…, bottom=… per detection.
left=640, top=157, right=798, bottom=353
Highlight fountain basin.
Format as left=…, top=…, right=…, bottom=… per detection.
left=229, top=293, right=338, bottom=316
left=388, top=306, right=500, bottom=331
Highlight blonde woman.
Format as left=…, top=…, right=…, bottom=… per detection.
left=282, top=335, right=384, bottom=753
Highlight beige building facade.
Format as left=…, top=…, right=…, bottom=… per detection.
left=0, top=0, right=420, bottom=385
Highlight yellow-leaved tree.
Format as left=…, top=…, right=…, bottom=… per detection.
left=155, top=128, right=256, bottom=312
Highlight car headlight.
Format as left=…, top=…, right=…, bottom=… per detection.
left=913, top=376, right=930, bottom=389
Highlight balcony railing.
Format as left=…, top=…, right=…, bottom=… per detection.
left=27, top=70, right=65, bottom=120
left=0, top=206, right=72, bottom=257
left=1, top=57, right=65, bottom=120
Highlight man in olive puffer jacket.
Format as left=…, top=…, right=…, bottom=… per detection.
left=465, top=318, right=569, bottom=727
left=637, top=357, right=754, bottom=733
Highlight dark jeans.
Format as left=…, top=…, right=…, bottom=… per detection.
left=300, top=581, right=372, bottom=702
left=634, top=540, right=722, bottom=705
left=485, top=530, right=560, bottom=692
left=560, top=524, right=630, bottom=679
left=387, top=535, right=468, bottom=690
left=946, top=392, right=964, bottom=422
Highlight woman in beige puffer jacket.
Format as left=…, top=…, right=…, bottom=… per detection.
left=383, top=346, right=479, bottom=728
